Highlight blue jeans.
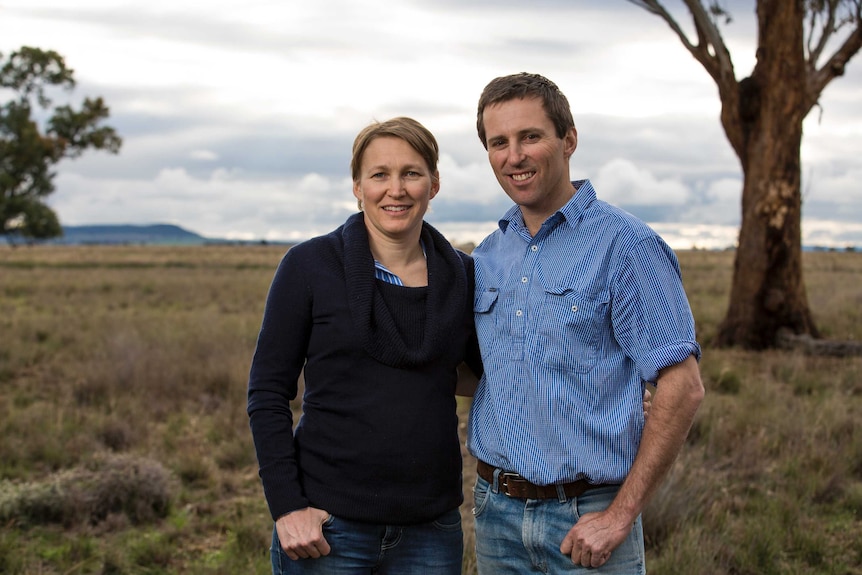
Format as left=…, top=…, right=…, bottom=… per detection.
left=270, top=508, right=463, bottom=575
left=472, top=475, right=645, bottom=574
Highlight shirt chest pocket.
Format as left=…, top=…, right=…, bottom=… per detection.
left=473, top=288, right=508, bottom=358
left=473, top=289, right=499, bottom=329
left=474, top=288, right=499, bottom=313
left=538, top=285, right=608, bottom=374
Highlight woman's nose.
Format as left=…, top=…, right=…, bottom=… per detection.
left=388, top=179, right=406, bottom=196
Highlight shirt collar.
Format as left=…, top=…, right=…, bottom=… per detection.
left=497, top=179, right=597, bottom=234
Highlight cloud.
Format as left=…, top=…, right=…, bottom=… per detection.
left=190, top=150, right=218, bottom=161
left=594, top=158, right=690, bottom=208
left=48, top=168, right=357, bottom=242
left=674, top=178, right=742, bottom=227
left=6, top=0, right=862, bottom=248
left=649, top=223, right=739, bottom=251
left=803, top=220, right=862, bottom=248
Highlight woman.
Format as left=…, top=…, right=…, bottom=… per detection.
left=247, top=117, right=481, bottom=575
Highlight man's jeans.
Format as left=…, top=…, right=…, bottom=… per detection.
left=473, top=475, right=645, bottom=574
left=270, top=508, right=463, bottom=575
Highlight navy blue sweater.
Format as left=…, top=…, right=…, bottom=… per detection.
left=248, top=213, right=479, bottom=524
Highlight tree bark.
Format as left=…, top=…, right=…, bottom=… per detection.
left=714, top=0, right=820, bottom=348
left=628, top=0, right=861, bottom=349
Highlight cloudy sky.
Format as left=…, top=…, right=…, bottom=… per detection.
left=3, top=0, right=861, bottom=249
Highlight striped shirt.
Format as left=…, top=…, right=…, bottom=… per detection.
left=373, top=240, right=427, bottom=286
left=468, top=179, right=700, bottom=486
left=374, top=262, right=404, bottom=285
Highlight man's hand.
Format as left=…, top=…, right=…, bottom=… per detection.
left=561, top=356, right=703, bottom=567
left=559, top=508, right=631, bottom=567
left=275, top=507, right=332, bottom=560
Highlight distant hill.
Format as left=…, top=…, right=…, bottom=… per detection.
left=57, top=224, right=209, bottom=245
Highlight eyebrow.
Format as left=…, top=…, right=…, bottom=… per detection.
left=487, top=127, right=544, bottom=142
left=366, top=163, right=425, bottom=172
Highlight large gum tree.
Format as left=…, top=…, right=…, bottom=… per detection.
left=627, top=1, right=862, bottom=349
left=1, top=46, right=121, bottom=244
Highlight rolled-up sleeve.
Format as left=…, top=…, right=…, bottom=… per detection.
left=611, top=236, right=701, bottom=383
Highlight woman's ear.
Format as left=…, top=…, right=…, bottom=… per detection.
left=429, top=171, right=440, bottom=200
left=353, top=180, right=363, bottom=210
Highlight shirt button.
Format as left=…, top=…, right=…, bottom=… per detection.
left=516, top=310, right=523, bottom=317
left=530, top=245, right=538, bottom=252
left=521, top=277, right=528, bottom=283
left=571, top=305, right=578, bottom=312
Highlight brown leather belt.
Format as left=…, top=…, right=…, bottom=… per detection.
left=477, top=460, right=610, bottom=499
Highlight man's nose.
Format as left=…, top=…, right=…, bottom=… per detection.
left=507, top=142, right=525, bottom=165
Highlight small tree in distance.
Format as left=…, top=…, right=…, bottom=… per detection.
left=1, top=46, right=122, bottom=245
left=627, top=0, right=862, bottom=350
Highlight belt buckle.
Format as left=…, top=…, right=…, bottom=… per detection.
left=500, top=471, right=524, bottom=497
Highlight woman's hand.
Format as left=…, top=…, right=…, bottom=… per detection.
left=275, top=507, right=332, bottom=560
left=643, top=387, right=653, bottom=419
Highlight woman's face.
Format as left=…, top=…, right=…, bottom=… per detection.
left=353, top=136, right=439, bottom=242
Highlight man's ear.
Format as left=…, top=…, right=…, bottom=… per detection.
left=563, top=127, right=578, bottom=160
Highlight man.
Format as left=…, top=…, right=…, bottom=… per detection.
left=467, top=72, right=705, bottom=573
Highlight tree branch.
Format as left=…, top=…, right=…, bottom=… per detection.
left=625, top=1, right=708, bottom=68
left=807, top=1, right=839, bottom=67
left=627, top=0, right=744, bottom=156
left=626, top=1, right=737, bottom=87
left=806, top=5, right=862, bottom=112
left=685, top=0, right=735, bottom=78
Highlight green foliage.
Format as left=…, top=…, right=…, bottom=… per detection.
left=0, top=530, right=26, bottom=575
left=0, top=46, right=121, bottom=243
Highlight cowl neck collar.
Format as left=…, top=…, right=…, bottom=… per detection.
left=341, top=212, right=467, bottom=367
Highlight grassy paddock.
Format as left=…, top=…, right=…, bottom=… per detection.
left=1, top=245, right=861, bottom=574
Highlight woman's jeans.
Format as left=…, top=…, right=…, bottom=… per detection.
left=473, top=475, right=645, bottom=574
left=270, top=508, right=463, bottom=575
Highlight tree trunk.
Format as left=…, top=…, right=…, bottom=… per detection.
left=715, top=0, right=820, bottom=348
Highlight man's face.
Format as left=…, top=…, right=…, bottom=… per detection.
left=482, top=97, right=577, bottom=230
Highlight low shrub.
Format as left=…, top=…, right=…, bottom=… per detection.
left=0, top=454, right=175, bottom=527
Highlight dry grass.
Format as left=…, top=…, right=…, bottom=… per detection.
left=0, top=454, right=174, bottom=527
left=1, top=245, right=861, bottom=574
